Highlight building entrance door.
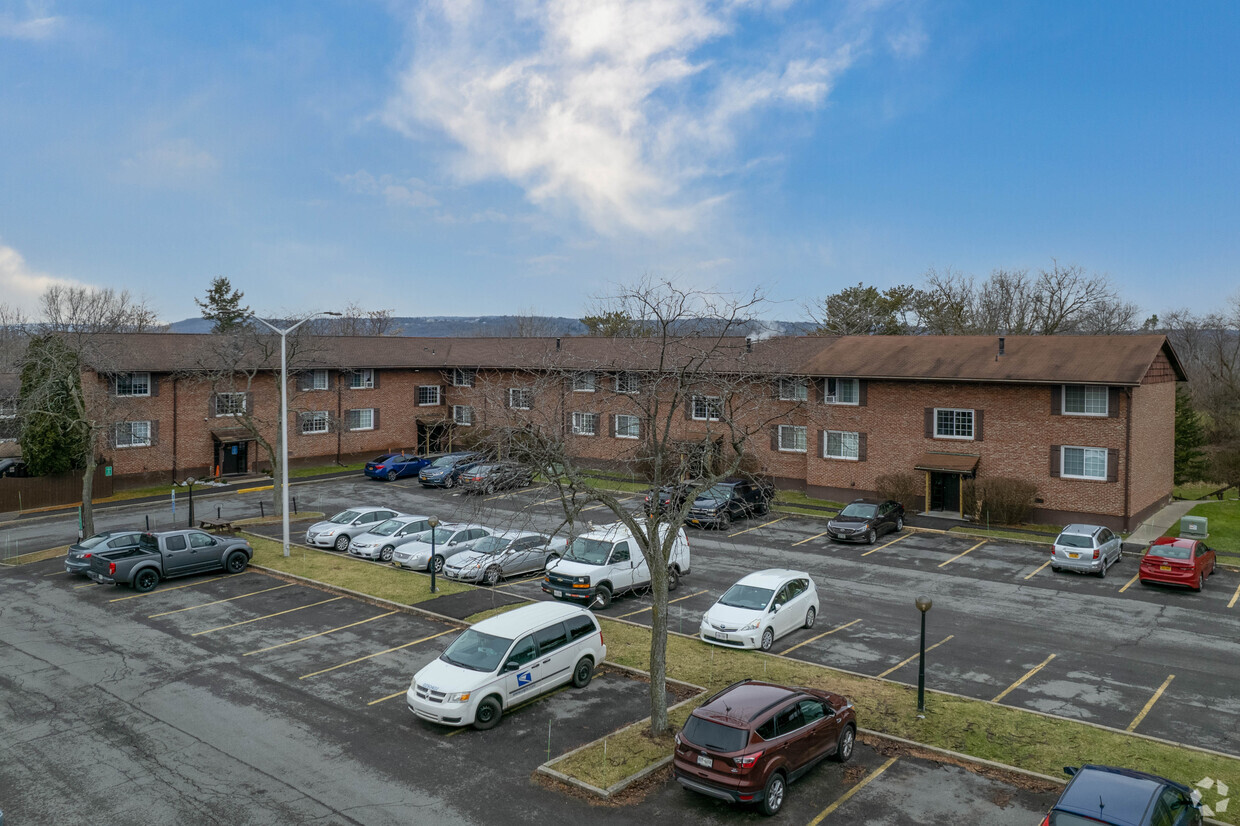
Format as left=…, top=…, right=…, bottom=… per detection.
left=221, top=441, right=249, bottom=475
left=928, top=472, right=960, bottom=514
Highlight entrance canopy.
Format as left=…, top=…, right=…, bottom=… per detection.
left=913, top=452, right=979, bottom=475
left=210, top=427, right=251, bottom=442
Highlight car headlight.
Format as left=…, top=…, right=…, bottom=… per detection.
left=321, top=528, right=337, bottom=536
left=445, top=692, right=471, bottom=703
left=741, top=619, right=761, bottom=632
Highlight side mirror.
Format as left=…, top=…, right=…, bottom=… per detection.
left=771, top=604, right=781, bottom=614
left=1062, top=766, right=1077, bottom=777
left=502, top=660, right=520, bottom=673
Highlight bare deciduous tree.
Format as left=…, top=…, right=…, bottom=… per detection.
left=314, top=305, right=398, bottom=337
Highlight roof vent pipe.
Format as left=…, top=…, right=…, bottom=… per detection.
left=998, top=337, right=1005, bottom=357
left=745, top=337, right=752, bottom=353
left=555, top=338, right=561, bottom=351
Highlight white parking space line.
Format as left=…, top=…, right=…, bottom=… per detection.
left=992, top=654, right=1057, bottom=702
left=781, top=618, right=862, bottom=655
left=807, top=756, right=899, bottom=824
left=1024, top=560, right=1051, bottom=580
left=1128, top=674, right=1174, bottom=732
left=861, top=532, right=911, bottom=557
left=937, top=540, right=986, bottom=568
left=876, top=635, right=954, bottom=679
left=728, top=516, right=787, bottom=538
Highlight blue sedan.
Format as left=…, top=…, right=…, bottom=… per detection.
left=364, top=453, right=434, bottom=482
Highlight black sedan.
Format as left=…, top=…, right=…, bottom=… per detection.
left=826, top=499, right=904, bottom=544
left=458, top=461, right=533, bottom=494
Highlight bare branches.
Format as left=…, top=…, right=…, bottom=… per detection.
left=39, top=286, right=164, bottom=335
left=313, top=304, right=398, bottom=336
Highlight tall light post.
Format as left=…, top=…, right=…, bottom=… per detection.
left=427, top=515, right=440, bottom=594
left=252, top=312, right=340, bottom=557
left=915, top=595, right=933, bottom=716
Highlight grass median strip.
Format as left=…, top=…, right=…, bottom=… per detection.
left=546, top=621, right=1240, bottom=822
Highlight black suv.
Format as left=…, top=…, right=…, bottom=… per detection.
left=686, top=478, right=776, bottom=530
left=826, top=499, right=904, bottom=544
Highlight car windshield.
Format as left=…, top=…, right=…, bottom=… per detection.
left=839, top=503, right=878, bottom=518
left=431, top=455, right=464, bottom=467
left=682, top=716, right=749, bottom=753
left=1148, top=544, right=1191, bottom=560
left=78, top=534, right=111, bottom=549
left=330, top=510, right=361, bottom=524
left=565, top=537, right=612, bottom=565
left=1056, top=534, right=1093, bottom=549
left=440, top=629, right=513, bottom=673
left=411, top=527, right=455, bottom=544
left=369, top=519, right=404, bottom=537
left=698, top=484, right=731, bottom=501
left=468, top=536, right=512, bottom=555
left=717, top=584, right=774, bottom=611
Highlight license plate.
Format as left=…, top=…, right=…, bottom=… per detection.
left=697, top=754, right=713, bottom=768
left=554, top=590, right=563, bottom=597
left=1067, top=553, right=1080, bottom=559
left=1160, top=565, right=1172, bottom=571
left=716, top=633, right=729, bottom=641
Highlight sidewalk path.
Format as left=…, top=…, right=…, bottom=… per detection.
left=1125, top=499, right=1201, bottom=547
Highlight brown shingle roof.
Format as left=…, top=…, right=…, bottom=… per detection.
left=81, top=332, right=1185, bottom=386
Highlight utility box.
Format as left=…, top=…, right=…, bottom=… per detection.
left=1180, top=516, right=1208, bottom=539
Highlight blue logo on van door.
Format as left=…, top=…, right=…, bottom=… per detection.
left=517, top=671, right=532, bottom=687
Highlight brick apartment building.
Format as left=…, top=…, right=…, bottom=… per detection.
left=62, top=332, right=1184, bottom=530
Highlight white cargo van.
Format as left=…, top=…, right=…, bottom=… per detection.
left=407, top=602, right=605, bottom=730
left=542, top=522, right=691, bottom=609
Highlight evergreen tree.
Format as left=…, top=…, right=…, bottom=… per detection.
left=195, top=277, right=251, bottom=332
left=18, top=335, right=88, bottom=476
left=1174, top=386, right=1208, bottom=485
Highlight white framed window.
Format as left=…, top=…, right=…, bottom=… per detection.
left=453, top=405, right=474, bottom=426
left=573, top=372, right=596, bottom=392
left=1063, top=385, right=1108, bottom=416
left=310, top=369, right=329, bottom=391
left=215, top=393, right=247, bottom=417
left=934, top=408, right=974, bottom=440
left=417, top=385, right=442, bottom=406
left=692, top=395, right=723, bottom=421
left=115, top=372, right=151, bottom=397
left=301, top=411, right=330, bottom=435
left=1062, top=446, right=1108, bottom=480
left=824, top=430, right=860, bottom=460
left=347, top=409, right=374, bottom=431
left=615, top=372, right=640, bottom=394
left=114, top=421, right=152, bottom=448
left=614, top=414, right=640, bottom=439
left=778, top=378, right=808, bottom=402
left=778, top=425, right=807, bottom=453
left=825, top=377, right=858, bottom=405
left=509, top=388, right=533, bottom=410
left=453, top=368, right=476, bottom=388
left=572, top=412, right=599, bottom=436
left=350, top=369, right=375, bottom=389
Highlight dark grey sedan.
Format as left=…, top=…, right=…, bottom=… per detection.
left=65, top=530, right=144, bottom=575
left=458, top=461, right=533, bottom=495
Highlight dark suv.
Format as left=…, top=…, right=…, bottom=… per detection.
left=417, top=452, right=483, bottom=489
left=686, top=478, right=776, bottom=529
left=826, top=499, right=905, bottom=544
left=673, top=679, right=856, bottom=816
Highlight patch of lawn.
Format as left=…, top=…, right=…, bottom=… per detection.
left=548, top=621, right=1240, bottom=820
left=947, top=525, right=1059, bottom=544
left=245, top=535, right=474, bottom=605
left=0, top=545, right=69, bottom=565
left=1174, top=481, right=1234, bottom=500
left=774, top=489, right=844, bottom=510
left=1162, top=499, right=1240, bottom=553
left=289, top=462, right=365, bottom=479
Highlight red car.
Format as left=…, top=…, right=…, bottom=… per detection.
left=1138, top=537, right=1216, bottom=591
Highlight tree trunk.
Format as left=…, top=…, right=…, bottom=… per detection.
left=647, top=554, right=670, bottom=736
left=80, top=458, right=97, bottom=538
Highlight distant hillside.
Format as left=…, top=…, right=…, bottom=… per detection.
left=166, top=316, right=815, bottom=337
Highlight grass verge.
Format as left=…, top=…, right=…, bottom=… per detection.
left=1174, top=481, right=1234, bottom=500
left=1162, top=499, right=1240, bottom=553
left=774, top=489, right=844, bottom=510
left=246, top=535, right=474, bottom=604
left=546, top=621, right=1240, bottom=820
left=290, top=462, right=365, bottom=479
left=947, top=525, right=1058, bottom=544
left=0, top=544, right=69, bottom=565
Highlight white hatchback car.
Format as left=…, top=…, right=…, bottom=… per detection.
left=700, top=569, right=819, bottom=651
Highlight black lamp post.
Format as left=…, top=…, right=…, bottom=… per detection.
left=428, top=515, right=440, bottom=594
left=183, top=476, right=197, bottom=529
left=915, top=595, right=933, bottom=716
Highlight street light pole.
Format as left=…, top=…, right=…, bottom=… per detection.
left=252, top=312, right=340, bottom=557
left=915, top=595, right=933, bottom=716
left=428, top=515, right=440, bottom=594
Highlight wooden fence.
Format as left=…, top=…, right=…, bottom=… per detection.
left=0, top=466, right=114, bottom=513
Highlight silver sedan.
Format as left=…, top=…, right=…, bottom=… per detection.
left=347, top=515, right=433, bottom=562
left=390, top=524, right=492, bottom=573
left=443, top=532, right=569, bottom=585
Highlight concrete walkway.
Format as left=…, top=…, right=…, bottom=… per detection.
left=1126, top=499, right=1200, bottom=546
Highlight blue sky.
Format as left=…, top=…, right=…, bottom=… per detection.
left=1, top=0, right=1236, bottom=324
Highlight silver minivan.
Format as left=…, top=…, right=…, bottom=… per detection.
left=407, top=602, right=605, bottom=730
left=1051, top=524, right=1123, bottom=577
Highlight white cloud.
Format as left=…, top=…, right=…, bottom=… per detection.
left=338, top=170, right=440, bottom=208
left=0, top=1, right=64, bottom=40
left=383, top=0, right=900, bottom=236
left=0, top=243, right=86, bottom=312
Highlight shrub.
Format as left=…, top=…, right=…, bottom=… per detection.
left=963, top=477, right=1039, bottom=525
left=875, top=472, right=923, bottom=511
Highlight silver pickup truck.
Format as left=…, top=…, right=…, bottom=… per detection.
left=87, top=530, right=254, bottom=592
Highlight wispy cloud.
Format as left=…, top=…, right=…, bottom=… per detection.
left=383, top=0, right=900, bottom=236
left=0, top=1, right=64, bottom=41
left=338, top=170, right=439, bottom=208
left=118, top=139, right=219, bottom=187
left=0, top=243, right=86, bottom=312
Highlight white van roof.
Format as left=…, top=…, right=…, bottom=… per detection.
left=472, top=601, right=593, bottom=637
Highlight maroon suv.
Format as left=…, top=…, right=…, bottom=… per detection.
left=672, top=679, right=856, bottom=816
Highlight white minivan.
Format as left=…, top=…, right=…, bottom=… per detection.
left=407, top=602, right=606, bottom=730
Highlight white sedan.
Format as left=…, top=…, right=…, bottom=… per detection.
left=699, top=569, right=819, bottom=651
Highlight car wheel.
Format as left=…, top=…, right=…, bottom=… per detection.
left=866, top=528, right=877, bottom=544
left=225, top=551, right=248, bottom=574
left=572, top=656, right=595, bottom=688
left=759, top=771, right=786, bottom=816
left=756, top=500, right=771, bottom=516
left=760, top=627, right=774, bottom=651
left=133, top=568, right=160, bottom=593
left=443, top=476, right=455, bottom=489
left=380, top=545, right=395, bottom=563
left=387, top=470, right=398, bottom=482
left=833, top=725, right=856, bottom=762
left=1098, top=557, right=1108, bottom=578
left=804, top=606, right=816, bottom=629
left=1195, top=572, right=1204, bottom=592
left=591, top=585, right=612, bottom=610
left=544, top=553, right=560, bottom=569
left=484, top=565, right=502, bottom=586
left=718, top=512, right=732, bottom=530
left=484, top=483, right=495, bottom=495
left=334, top=535, right=350, bottom=552
left=895, top=516, right=904, bottom=531
left=1051, top=565, right=1061, bottom=573
left=473, top=696, right=503, bottom=731
left=667, top=566, right=679, bottom=592
left=431, top=555, right=445, bottom=574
